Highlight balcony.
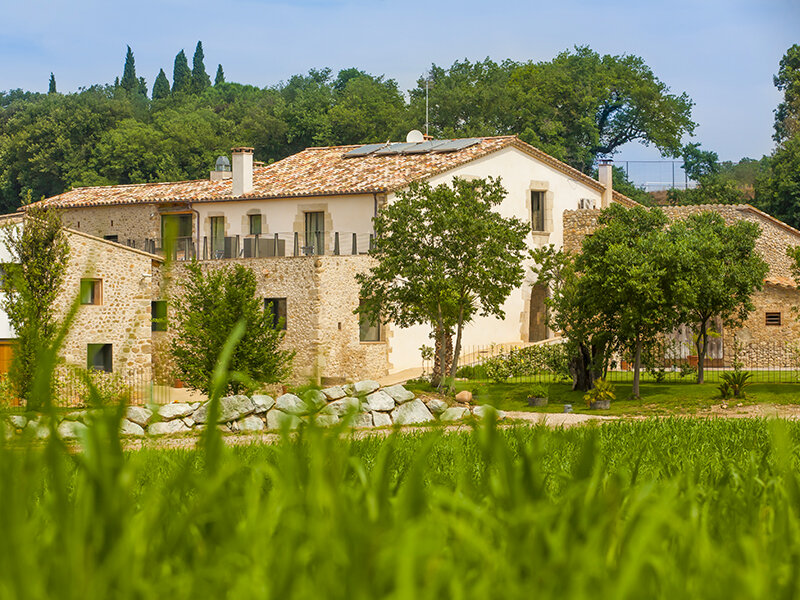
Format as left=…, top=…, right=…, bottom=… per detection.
left=122, top=232, right=375, bottom=261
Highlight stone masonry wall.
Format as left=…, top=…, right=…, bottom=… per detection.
left=56, top=231, right=159, bottom=375
left=60, top=204, right=162, bottom=245
left=159, top=256, right=388, bottom=385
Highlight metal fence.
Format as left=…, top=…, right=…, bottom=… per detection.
left=432, top=340, right=800, bottom=386
left=54, top=366, right=173, bottom=408
left=124, top=232, right=376, bottom=261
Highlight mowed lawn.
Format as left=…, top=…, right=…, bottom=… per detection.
left=409, top=379, right=800, bottom=416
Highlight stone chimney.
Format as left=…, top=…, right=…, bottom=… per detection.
left=231, top=147, right=254, bottom=196
left=598, top=159, right=613, bottom=208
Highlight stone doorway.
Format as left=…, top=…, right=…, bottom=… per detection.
left=529, top=284, right=548, bottom=342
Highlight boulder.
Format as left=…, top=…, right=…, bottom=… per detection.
left=440, top=407, right=470, bottom=422
left=8, top=415, right=27, bottom=429
left=350, top=412, right=373, bottom=428
left=182, top=417, right=195, bottom=428
left=322, top=396, right=361, bottom=416
left=383, top=384, right=415, bottom=404
left=25, top=419, right=49, bottom=439
left=275, top=393, right=308, bottom=415
left=148, top=420, right=190, bottom=436
left=266, top=409, right=301, bottom=430
left=120, top=419, right=145, bottom=436
left=252, top=395, right=275, bottom=414
left=371, top=411, right=392, bottom=427
left=365, top=390, right=395, bottom=412
left=193, top=395, right=255, bottom=424
left=391, top=399, right=435, bottom=425
left=158, top=403, right=195, bottom=420
left=305, top=390, right=328, bottom=410
left=125, top=406, right=153, bottom=427
left=455, top=390, right=473, bottom=403
left=352, top=380, right=381, bottom=397
left=57, top=420, right=88, bottom=439
left=239, top=415, right=265, bottom=432
left=426, top=398, right=449, bottom=415
left=473, top=405, right=506, bottom=420
left=314, top=414, right=340, bottom=428
left=321, top=386, right=347, bottom=401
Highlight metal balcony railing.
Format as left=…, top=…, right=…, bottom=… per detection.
left=120, top=232, right=376, bottom=261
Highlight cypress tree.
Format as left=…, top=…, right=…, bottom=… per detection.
left=48, top=73, right=56, bottom=94
left=214, top=64, right=225, bottom=86
left=191, top=41, right=211, bottom=93
left=172, top=50, right=191, bottom=93
left=153, top=69, right=170, bottom=100
left=138, top=76, right=148, bottom=97
left=120, top=45, right=138, bottom=92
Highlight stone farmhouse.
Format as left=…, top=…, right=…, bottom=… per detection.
left=17, top=135, right=636, bottom=384
left=563, top=204, right=800, bottom=367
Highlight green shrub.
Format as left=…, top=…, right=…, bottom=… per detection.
left=719, top=370, right=753, bottom=399
left=583, top=378, right=616, bottom=406
left=527, top=383, right=549, bottom=398
left=483, top=344, right=571, bottom=383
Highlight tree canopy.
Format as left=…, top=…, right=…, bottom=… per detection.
left=357, top=177, right=529, bottom=390
left=0, top=44, right=695, bottom=212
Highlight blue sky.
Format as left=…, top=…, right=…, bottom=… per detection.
left=0, top=0, right=797, bottom=162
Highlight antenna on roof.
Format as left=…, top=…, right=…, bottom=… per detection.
left=424, top=70, right=433, bottom=137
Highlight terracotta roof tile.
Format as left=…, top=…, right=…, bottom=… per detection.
left=31, top=136, right=634, bottom=209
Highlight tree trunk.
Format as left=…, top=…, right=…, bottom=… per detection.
left=447, top=308, right=465, bottom=394
left=696, top=319, right=708, bottom=385
left=571, top=343, right=595, bottom=392
left=431, top=322, right=453, bottom=390
left=632, top=334, right=642, bottom=398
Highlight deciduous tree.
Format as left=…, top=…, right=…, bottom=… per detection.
left=0, top=205, right=69, bottom=409
left=668, top=212, right=768, bottom=384
left=357, top=177, right=528, bottom=391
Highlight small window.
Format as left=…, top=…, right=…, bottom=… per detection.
left=80, top=279, right=102, bottom=305
left=249, top=214, right=262, bottom=235
left=87, top=344, right=112, bottom=372
left=359, top=299, right=381, bottom=342
left=264, top=298, right=287, bottom=330
left=766, top=312, right=782, bottom=326
left=531, top=191, right=545, bottom=232
left=151, top=301, right=168, bottom=332
left=104, top=235, right=119, bottom=243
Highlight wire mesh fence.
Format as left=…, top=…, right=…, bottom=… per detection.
left=53, top=366, right=173, bottom=407
left=427, top=340, right=800, bottom=386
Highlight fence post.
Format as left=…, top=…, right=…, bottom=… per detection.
left=352, top=233, right=358, bottom=255
left=294, top=232, right=299, bottom=256
left=334, top=232, right=340, bottom=255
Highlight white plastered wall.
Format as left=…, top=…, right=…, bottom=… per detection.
left=0, top=225, right=16, bottom=339
left=385, top=146, right=605, bottom=373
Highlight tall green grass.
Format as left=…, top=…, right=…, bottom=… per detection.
left=3, top=416, right=800, bottom=598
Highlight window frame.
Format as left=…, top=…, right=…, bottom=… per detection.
left=249, top=214, right=263, bottom=236
left=264, top=298, right=287, bottom=330
left=87, top=343, right=113, bottom=372
left=531, top=190, right=546, bottom=232
left=151, top=300, right=168, bottom=332
left=80, top=279, right=102, bottom=305
left=359, top=299, right=381, bottom=342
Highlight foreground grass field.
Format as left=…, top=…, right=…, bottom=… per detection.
left=4, top=415, right=800, bottom=598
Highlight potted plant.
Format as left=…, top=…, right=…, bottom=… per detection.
left=526, top=384, right=549, bottom=407
left=583, top=378, right=615, bottom=410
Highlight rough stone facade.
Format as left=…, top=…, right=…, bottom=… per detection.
left=56, top=230, right=161, bottom=376
left=60, top=204, right=163, bottom=246
left=160, top=255, right=389, bottom=385
left=563, top=204, right=800, bottom=367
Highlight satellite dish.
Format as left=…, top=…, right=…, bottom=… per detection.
left=406, top=129, right=424, bottom=143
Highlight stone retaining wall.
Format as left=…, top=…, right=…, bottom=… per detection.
left=4, top=381, right=504, bottom=439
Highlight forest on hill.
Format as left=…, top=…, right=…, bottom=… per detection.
left=0, top=42, right=797, bottom=224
